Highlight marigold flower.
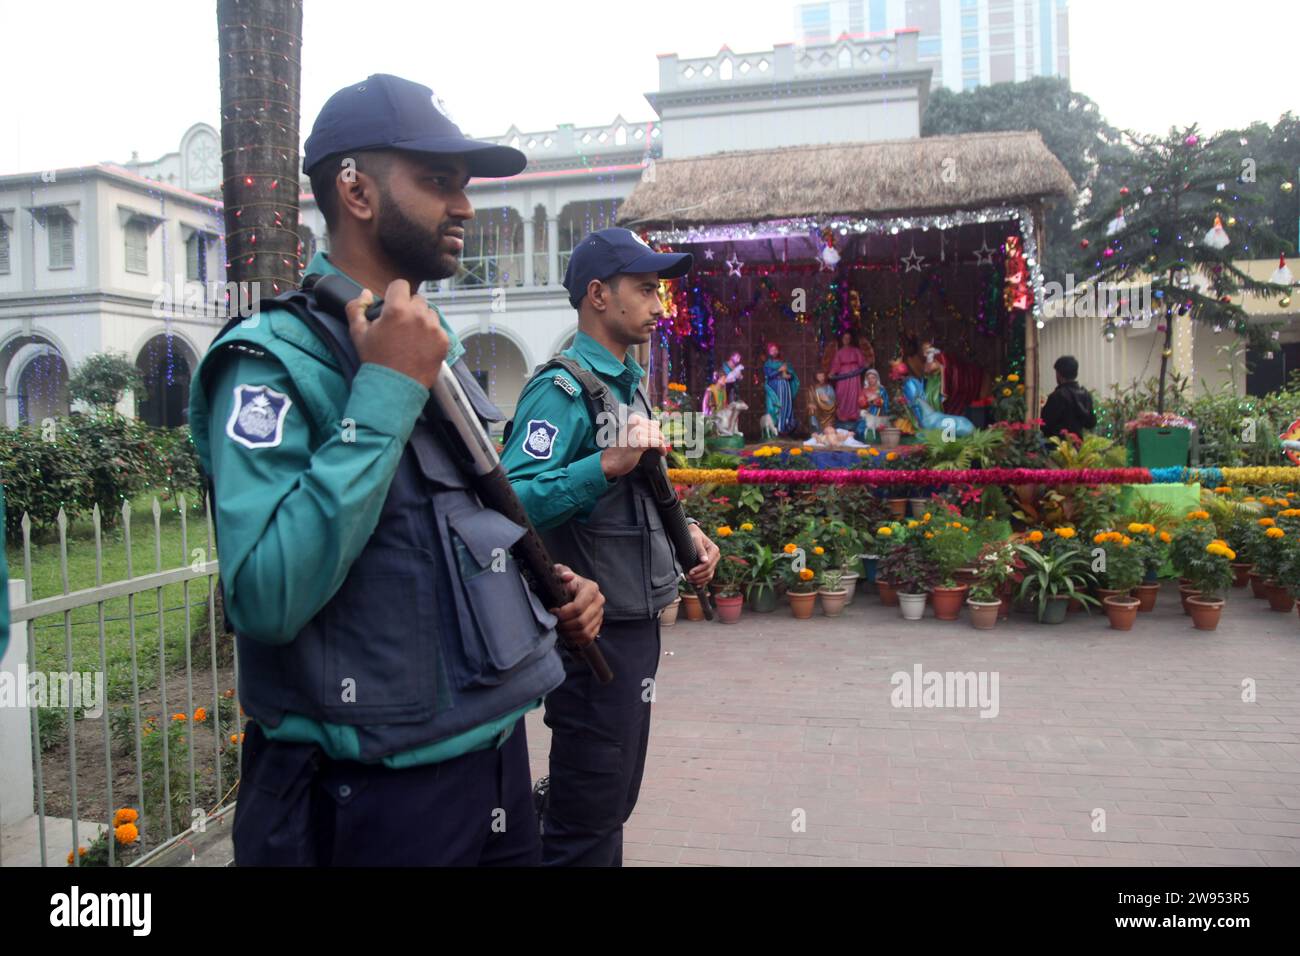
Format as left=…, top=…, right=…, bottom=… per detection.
left=1159, top=531, right=1172, bottom=543
left=923, top=512, right=932, bottom=521
left=907, top=521, right=919, bottom=529
left=113, top=807, right=138, bottom=827
left=115, top=823, right=139, bottom=845
left=1120, top=537, right=1132, bottom=547
left=1127, top=522, right=1145, bottom=534
left=924, top=532, right=934, bottom=539
left=886, top=452, right=898, bottom=461
left=1054, top=527, right=1076, bottom=538
left=193, top=707, right=207, bottom=722
left=813, top=546, right=825, bottom=555
left=1259, top=517, right=1276, bottom=527
left=222, top=688, right=235, bottom=699
left=799, top=568, right=815, bottom=581
left=869, top=448, right=881, bottom=456
left=783, top=543, right=797, bottom=554
left=1002, top=388, right=1012, bottom=397
left=1027, top=531, right=1044, bottom=543
left=740, top=522, right=754, bottom=531
left=876, top=527, right=893, bottom=536
left=1093, top=533, right=1106, bottom=544
left=1266, top=527, right=1285, bottom=539
left=172, top=712, right=186, bottom=722
left=1017, top=385, right=1025, bottom=393
left=1008, top=374, right=1020, bottom=383
left=716, top=526, right=733, bottom=537
left=789, top=447, right=802, bottom=456
left=67, top=847, right=87, bottom=865
left=230, top=732, right=245, bottom=745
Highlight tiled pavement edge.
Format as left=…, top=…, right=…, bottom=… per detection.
left=525, top=582, right=1300, bottom=866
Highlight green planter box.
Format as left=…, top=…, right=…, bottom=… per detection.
left=1130, top=427, right=1191, bottom=468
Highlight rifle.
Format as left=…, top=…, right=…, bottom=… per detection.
left=308, top=274, right=614, bottom=684
left=637, top=451, right=714, bottom=620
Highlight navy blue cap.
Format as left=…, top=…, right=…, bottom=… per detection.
left=562, top=228, right=693, bottom=308
left=303, top=74, right=526, bottom=178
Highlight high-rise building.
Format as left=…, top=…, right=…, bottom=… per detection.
left=795, top=0, right=1070, bottom=91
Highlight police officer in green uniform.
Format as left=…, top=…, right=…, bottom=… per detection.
left=189, top=74, right=604, bottom=866
left=503, top=227, right=720, bottom=866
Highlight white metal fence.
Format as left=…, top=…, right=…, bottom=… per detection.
left=1, top=495, right=238, bottom=868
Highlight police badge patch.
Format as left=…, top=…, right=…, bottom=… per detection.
left=226, top=384, right=292, bottom=449
left=521, top=419, right=559, bottom=460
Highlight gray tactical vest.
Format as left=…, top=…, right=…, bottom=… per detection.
left=512, top=356, right=683, bottom=622
left=202, top=288, right=565, bottom=762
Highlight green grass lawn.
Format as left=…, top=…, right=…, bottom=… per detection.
left=6, top=490, right=222, bottom=713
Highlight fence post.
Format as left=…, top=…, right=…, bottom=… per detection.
left=1, top=579, right=35, bottom=829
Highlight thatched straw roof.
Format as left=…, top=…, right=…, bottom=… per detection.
left=617, top=130, right=1075, bottom=229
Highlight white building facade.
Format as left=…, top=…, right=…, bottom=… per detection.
left=0, top=29, right=930, bottom=430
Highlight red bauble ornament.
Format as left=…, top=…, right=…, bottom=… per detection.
left=1119, top=186, right=1130, bottom=197
left=1080, top=238, right=1090, bottom=249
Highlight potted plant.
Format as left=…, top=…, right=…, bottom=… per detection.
left=781, top=531, right=825, bottom=620
left=975, top=540, right=1022, bottom=620
left=871, top=522, right=904, bottom=606
left=879, top=541, right=934, bottom=621
left=1180, top=538, right=1236, bottom=630
left=821, top=519, right=864, bottom=605
left=711, top=526, right=748, bottom=624
left=1014, top=544, right=1098, bottom=624
left=660, top=594, right=682, bottom=626
left=818, top=568, right=850, bottom=617
left=1091, top=530, right=1142, bottom=602
left=923, top=518, right=972, bottom=621
left=1251, top=517, right=1295, bottom=612
left=743, top=542, right=779, bottom=613
left=679, top=578, right=706, bottom=621
left=967, top=584, right=1002, bottom=630
left=1225, top=515, right=1253, bottom=587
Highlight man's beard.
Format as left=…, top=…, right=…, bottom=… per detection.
left=375, top=193, right=461, bottom=283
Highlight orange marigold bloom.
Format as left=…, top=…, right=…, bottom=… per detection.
left=113, top=807, right=138, bottom=827
left=1266, top=527, right=1285, bottom=539
left=783, top=543, right=797, bottom=554
left=1027, top=530, right=1044, bottom=543
left=193, top=707, right=207, bottom=722
left=799, top=568, right=815, bottom=581
left=172, top=712, right=187, bottom=722
left=114, top=823, right=139, bottom=845
left=1259, top=517, right=1276, bottom=527
left=1160, top=531, right=1172, bottom=543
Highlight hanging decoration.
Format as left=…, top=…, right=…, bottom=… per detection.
left=1003, top=235, right=1033, bottom=312
left=1202, top=214, right=1231, bottom=250
left=1270, top=253, right=1295, bottom=288
left=1106, top=206, right=1127, bottom=237
left=817, top=227, right=841, bottom=271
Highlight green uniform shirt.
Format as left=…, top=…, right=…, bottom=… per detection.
left=501, top=331, right=647, bottom=530
left=190, top=251, right=536, bottom=767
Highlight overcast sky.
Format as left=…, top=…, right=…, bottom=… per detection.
left=1, top=0, right=1295, bottom=175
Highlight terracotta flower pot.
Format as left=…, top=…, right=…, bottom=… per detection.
left=819, top=588, right=849, bottom=617
left=1249, top=572, right=1266, bottom=599
left=1067, top=595, right=1085, bottom=613
left=930, top=584, right=968, bottom=621
left=1095, top=587, right=1130, bottom=604
left=880, top=427, right=901, bottom=448
left=660, top=598, right=681, bottom=627
left=1231, top=562, right=1253, bottom=588
left=789, top=590, right=817, bottom=619
left=1264, top=580, right=1295, bottom=613
left=1134, top=583, right=1160, bottom=612
left=953, top=568, right=980, bottom=589
left=968, top=599, right=1001, bottom=630
left=898, top=592, right=927, bottom=621
left=1178, top=585, right=1200, bottom=615
left=887, top=498, right=908, bottom=518
left=1103, top=595, right=1141, bottom=631
left=1187, top=596, right=1224, bottom=631
left=681, top=592, right=705, bottom=621
left=715, top=594, right=745, bottom=624
left=909, top=498, right=928, bottom=519
left=877, top=579, right=899, bottom=607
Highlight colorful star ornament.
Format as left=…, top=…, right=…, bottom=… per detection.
left=725, top=252, right=743, bottom=277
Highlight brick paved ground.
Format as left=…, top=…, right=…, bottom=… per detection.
left=525, top=582, right=1300, bottom=866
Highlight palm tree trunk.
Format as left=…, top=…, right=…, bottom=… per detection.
left=217, top=0, right=303, bottom=310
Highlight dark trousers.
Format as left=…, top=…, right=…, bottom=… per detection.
left=541, top=615, right=660, bottom=867
left=231, top=717, right=540, bottom=866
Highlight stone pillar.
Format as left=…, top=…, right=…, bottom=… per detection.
left=523, top=211, right=536, bottom=287
left=547, top=217, right=560, bottom=288
left=1, top=579, right=34, bottom=829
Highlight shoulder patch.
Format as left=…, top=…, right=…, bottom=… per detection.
left=226, top=384, right=293, bottom=449
left=521, top=419, right=560, bottom=460
left=552, top=374, right=578, bottom=397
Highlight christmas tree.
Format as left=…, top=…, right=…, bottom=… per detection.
left=1079, top=124, right=1292, bottom=411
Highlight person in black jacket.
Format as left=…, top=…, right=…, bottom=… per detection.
left=1041, top=355, right=1097, bottom=441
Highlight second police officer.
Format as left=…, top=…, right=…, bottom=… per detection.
left=502, top=227, right=720, bottom=866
